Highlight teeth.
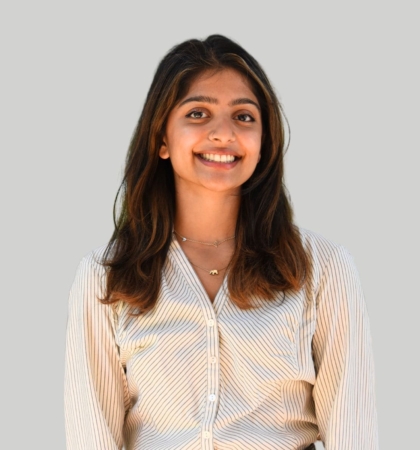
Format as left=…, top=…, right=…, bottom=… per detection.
left=200, top=153, right=236, bottom=163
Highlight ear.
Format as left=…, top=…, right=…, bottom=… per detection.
left=159, top=140, right=170, bottom=159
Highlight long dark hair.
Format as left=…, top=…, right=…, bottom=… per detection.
left=98, top=34, right=309, bottom=313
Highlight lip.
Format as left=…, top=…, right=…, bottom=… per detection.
left=195, top=153, right=240, bottom=169
left=194, top=147, right=241, bottom=158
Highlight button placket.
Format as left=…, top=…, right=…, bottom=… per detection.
left=201, top=310, right=221, bottom=449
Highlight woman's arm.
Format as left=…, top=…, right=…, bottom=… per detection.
left=312, top=246, right=379, bottom=450
left=64, top=253, right=129, bottom=450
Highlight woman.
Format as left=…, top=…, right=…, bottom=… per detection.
left=64, top=35, right=378, bottom=450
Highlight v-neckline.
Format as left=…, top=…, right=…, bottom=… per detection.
left=169, top=233, right=228, bottom=313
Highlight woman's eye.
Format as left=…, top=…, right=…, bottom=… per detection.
left=236, top=114, right=255, bottom=122
left=187, top=111, right=208, bottom=119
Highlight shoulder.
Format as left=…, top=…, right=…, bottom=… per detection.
left=84, top=243, right=108, bottom=265
left=297, top=227, right=342, bottom=257
left=296, top=227, right=358, bottom=294
left=67, top=244, right=122, bottom=336
left=297, top=226, right=348, bottom=265
left=69, top=243, right=111, bottom=301
left=68, top=242, right=123, bottom=318
left=75, top=241, right=115, bottom=277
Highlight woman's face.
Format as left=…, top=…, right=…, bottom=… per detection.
left=159, top=68, right=263, bottom=196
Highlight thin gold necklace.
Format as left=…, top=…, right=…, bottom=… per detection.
left=173, top=230, right=235, bottom=248
left=188, top=259, right=229, bottom=276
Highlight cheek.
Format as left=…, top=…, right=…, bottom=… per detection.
left=242, top=123, right=262, bottom=144
left=168, top=127, right=200, bottom=154
left=247, top=131, right=263, bottom=157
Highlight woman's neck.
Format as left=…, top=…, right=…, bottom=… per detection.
left=174, top=189, right=240, bottom=242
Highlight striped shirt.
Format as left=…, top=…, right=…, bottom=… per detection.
left=64, top=228, right=378, bottom=450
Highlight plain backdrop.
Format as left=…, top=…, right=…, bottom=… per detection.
left=1, top=1, right=418, bottom=449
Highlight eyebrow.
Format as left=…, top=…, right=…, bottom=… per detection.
left=178, top=95, right=260, bottom=111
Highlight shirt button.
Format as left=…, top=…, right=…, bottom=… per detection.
left=207, top=319, right=215, bottom=327
left=210, top=357, right=217, bottom=364
left=203, top=431, right=210, bottom=439
left=209, top=394, right=216, bottom=401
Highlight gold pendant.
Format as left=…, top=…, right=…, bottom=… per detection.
left=209, top=270, right=219, bottom=276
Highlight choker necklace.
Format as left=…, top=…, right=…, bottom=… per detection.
left=173, top=230, right=235, bottom=248
left=188, top=259, right=229, bottom=276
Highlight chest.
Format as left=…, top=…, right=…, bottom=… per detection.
left=194, top=271, right=224, bottom=302
left=116, top=273, right=317, bottom=386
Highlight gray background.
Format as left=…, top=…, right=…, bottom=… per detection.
left=1, top=1, right=418, bottom=448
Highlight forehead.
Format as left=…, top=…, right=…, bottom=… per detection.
left=184, top=68, right=257, bottom=100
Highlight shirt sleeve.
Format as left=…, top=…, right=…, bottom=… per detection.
left=312, top=246, right=379, bottom=450
left=64, top=254, right=129, bottom=450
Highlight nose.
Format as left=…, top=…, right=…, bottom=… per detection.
left=208, top=116, right=235, bottom=144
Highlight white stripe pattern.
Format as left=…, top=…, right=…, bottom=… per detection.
left=64, top=228, right=378, bottom=449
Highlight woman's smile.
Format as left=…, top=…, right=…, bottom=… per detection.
left=159, top=68, right=262, bottom=194
left=198, top=153, right=237, bottom=163
left=195, top=153, right=241, bottom=170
